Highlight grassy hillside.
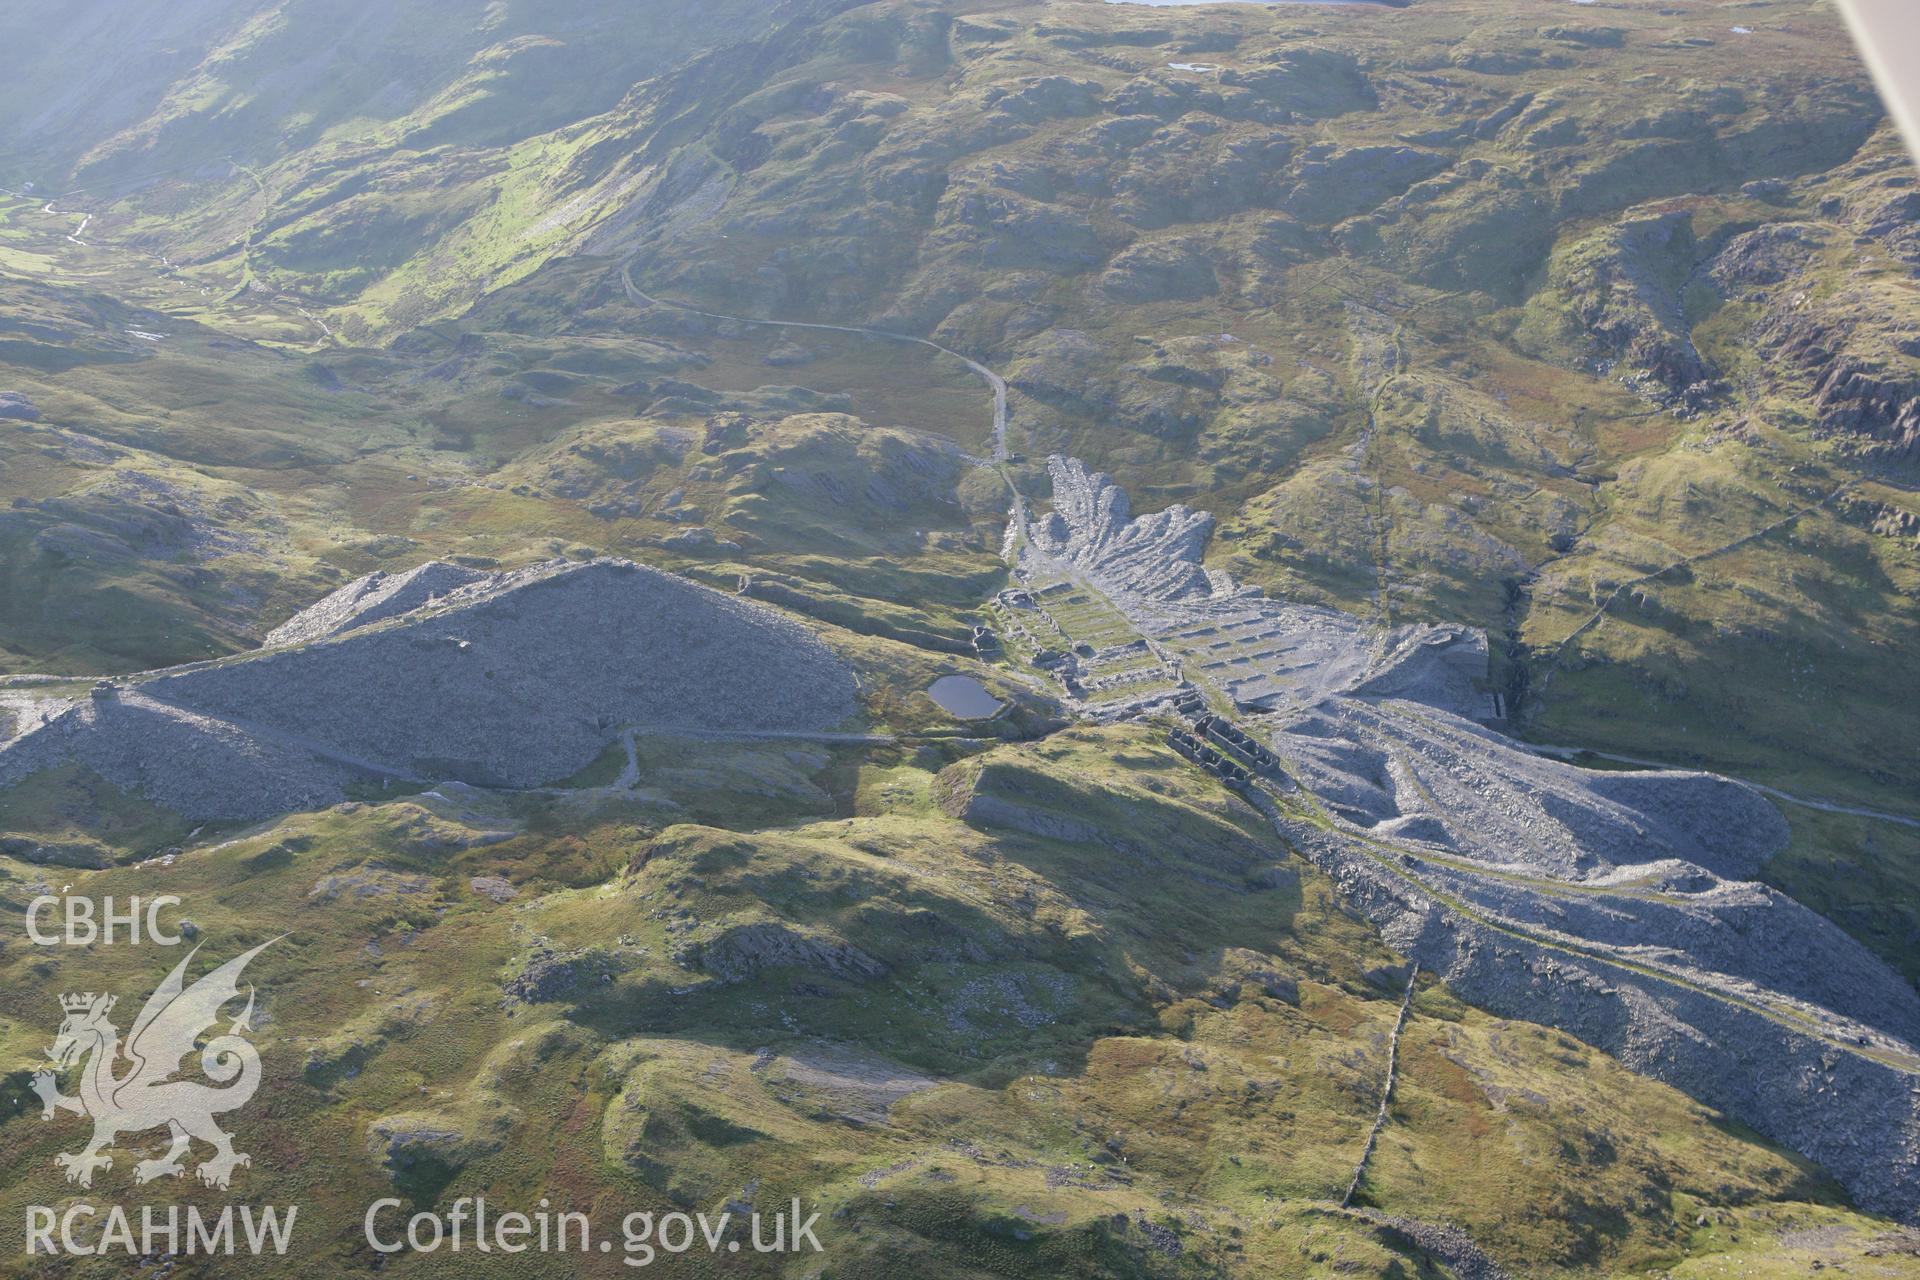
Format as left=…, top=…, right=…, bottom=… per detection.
left=2, top=1, right=1918, bottom=1273
left=3, top=726, right=1915, bottom=1277
left=5, top=0, right=1911, bottom=939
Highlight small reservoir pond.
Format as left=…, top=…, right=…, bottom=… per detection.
left=927, top=675, right=1004, bottom=719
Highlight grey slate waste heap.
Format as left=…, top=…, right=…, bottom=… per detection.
left=261, top=559, right=490, bottom=649
left=1016, top=453, right=1920, bottom=1224
left=0, top=557, right=859, bottom=820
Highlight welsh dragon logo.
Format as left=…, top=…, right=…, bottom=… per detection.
left=31, top=940, right=276, bottom=1189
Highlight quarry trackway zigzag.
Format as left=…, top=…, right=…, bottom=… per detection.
left=0, top=168, right=334, bottom=344
left=1533, top=480, right=1860, bottom=692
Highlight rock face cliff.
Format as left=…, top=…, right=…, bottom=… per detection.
left=0, top=558, right=859, bottom=818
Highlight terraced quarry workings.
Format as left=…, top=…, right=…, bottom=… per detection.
left=3, top=0, right=1919, bottom=1269
left=0, top=557, right=858, bottom=819
left=1004, top=455, right=1920, bottom=1221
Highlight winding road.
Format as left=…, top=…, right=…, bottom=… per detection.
left=620, top=259, right=1009, bottom=464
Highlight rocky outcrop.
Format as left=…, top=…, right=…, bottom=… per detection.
left=941, top=755, right=1269, bottom=875
left=1338, top=1209, right=1511, bottom=1280
left=949, top=790, right=1107, bottom=846
left=1284, top=144, right=1449, bottom=225
left=5, top=471, right=272, bottom=566
left=0, top=391, right=41, bottom=421
left=1100, top=237, right=1219, bottom=302
left=504, top=947, right=620, bottom=1002
left=366, top=1110, right=507, bottom=1188
left=1707, top=222, right=1827, bottom=289
left=1873, top=504, right=1920, bottom=548
left=1807, top=356, right=1920, bottom=457
left=1757, top=308, right=1920, bottom=459
left=688, top=922, right=887, bottom=984
left=1557, top=208, right=1713, bottom=396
